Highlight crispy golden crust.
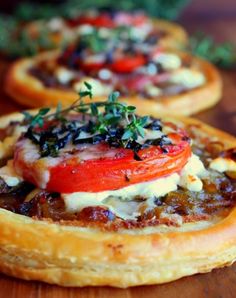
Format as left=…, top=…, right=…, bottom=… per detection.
left=151, top=19, right=188, bottom=49
left=5, top=50, right=222, bottom=116
left=0, top=111, right=236, bottom=287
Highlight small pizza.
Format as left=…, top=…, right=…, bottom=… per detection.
left=2, top=10, right=187, bottom=58
left=5, top=25, right=221, bottom=116
left=0, top=89, right=235, bottom=287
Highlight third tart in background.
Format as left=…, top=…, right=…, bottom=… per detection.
left=5, top=35, right=222, bottom=116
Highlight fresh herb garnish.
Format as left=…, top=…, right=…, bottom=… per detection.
left=23, top=82, right=170, bottom=158
left=190, top=32, right=236, bottom=69
left=0, top=14, right=57, bottom=58
left=14, top=0, right=191, bottom=21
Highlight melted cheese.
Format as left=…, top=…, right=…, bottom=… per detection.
left=210, top=157, right=236, bottom=173
left=62, top=154, right=207, bottom=219
left=62, top=173, right=180, bottom=209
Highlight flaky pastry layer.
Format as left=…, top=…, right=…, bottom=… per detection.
left=5, top=46, right=222, bottom=116
left=0, top=112, right=235, bottom=287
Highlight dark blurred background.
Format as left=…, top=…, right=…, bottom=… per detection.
left=1, top=0, right=236, bottom=42
left=1, top=0, right=236, bottom=17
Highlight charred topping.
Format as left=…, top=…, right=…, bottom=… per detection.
left=22, top=83, right=172, bottom=158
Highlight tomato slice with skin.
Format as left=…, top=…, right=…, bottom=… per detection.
left=110, top=55, right=146, bottom=73
left=79, top=61, right=105, bottom=73
left=46, top=139, right=191, bottom=193
left=67, top=15, right=115, bottom=28
left=14, top=129, right=191, bottom=194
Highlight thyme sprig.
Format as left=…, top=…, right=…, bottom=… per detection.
left=23, top=82, right=163, bottom=158
left=190, top=32, right=236, bottom=69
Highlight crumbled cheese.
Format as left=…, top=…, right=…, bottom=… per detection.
left=210, top=157, right=236, bottom=173
left=152, top=53, right=182, bottom=70
left=145, top=84, right=162, bottom=97
left=0, top=160, right=22, bottom=186
left=73, top=78, right=112, bottom=96
left=77, top=24, right=94, bottom=35
left=98, top=68, right=112, bottom=80
left=146, top=63, right=158, bottom=76
left=98, top=28, right=111, bottom=38
left=169, top=68, right=206, bottom=89
left=54, top=67, right=75, bottom=84
left=179, top=153, right=207, bottom=192
left=130, top=25, right=151, bottom=41
left=47, top=18, right=65, bottom=32
left=179, top=174, right=203, bottom=192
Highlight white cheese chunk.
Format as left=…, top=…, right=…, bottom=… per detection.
left=77, top=24, right=94, bottom=35
left=152, top=53, right=182, bottom=70
left=0, top=160, right=23, bottom=186
left=179, top=174, right=203, bottom=192
left=179, top=153, right=207, bottom=191
left=55, top=67, right=75, bottom=84
left=169, top=68, right=206, bottom=89
left=62, top=154, right=207, bottom=219
left=130, top=25, right=152, bottom=41
left=73, top=78, right=112, bottom=97
left=145, top=84, right=162, bottom=97
left=63, top=173, right=180, bottom=208
left=210, top=157, right=236, bottom=173
left=47, top=17, right=65, bottom=32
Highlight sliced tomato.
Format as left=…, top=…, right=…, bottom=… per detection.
left=79, top=61, right=105, bottom=73
left=14, top=132, right=191, bottom=194
left=47, top=140, right=191, bottom=193
left=67, top=15, right=114, bottom=28
left=110, top=55, right=146, bottom=73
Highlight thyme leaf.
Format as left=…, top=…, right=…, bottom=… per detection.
left=190, top=32, right=236, bottom=69
left=23, top=82, right=171, bottom=158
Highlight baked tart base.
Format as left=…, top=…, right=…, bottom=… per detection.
left=0, top=111, right=235, bottom=287
left=5, top=50, right=222, bottom=116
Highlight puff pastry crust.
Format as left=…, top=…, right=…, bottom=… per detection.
left=0, top=111, right=235, bottom=287
left=5, top=49, right=222, bottom=116
left=146, top=19, right=188, bottom=49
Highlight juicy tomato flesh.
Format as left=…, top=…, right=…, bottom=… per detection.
left=110, top=55, right=146, bottom=73
left=14, top=130, right=191, bottom=194
left=77, top=54, right=146, bottom=74
left=79, top=61, right=105, bottom=73
left=46, top=137, right=191, bottom=193
left=67, top=15, right=115, bottom=28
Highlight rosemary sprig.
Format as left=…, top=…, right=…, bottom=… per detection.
left=190, top=32, right=236, bottom=69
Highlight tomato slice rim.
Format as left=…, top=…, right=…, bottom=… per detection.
left=45, top=140, right=191, bottom=193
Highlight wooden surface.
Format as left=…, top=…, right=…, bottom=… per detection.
left=0, top=4, right=236, bottom=298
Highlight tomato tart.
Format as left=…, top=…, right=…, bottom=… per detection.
left=4, top=10, right=187, bottom=58
left=0, top=89, right=235, bottom=287
left=5, top=23, right=221, bottom=115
